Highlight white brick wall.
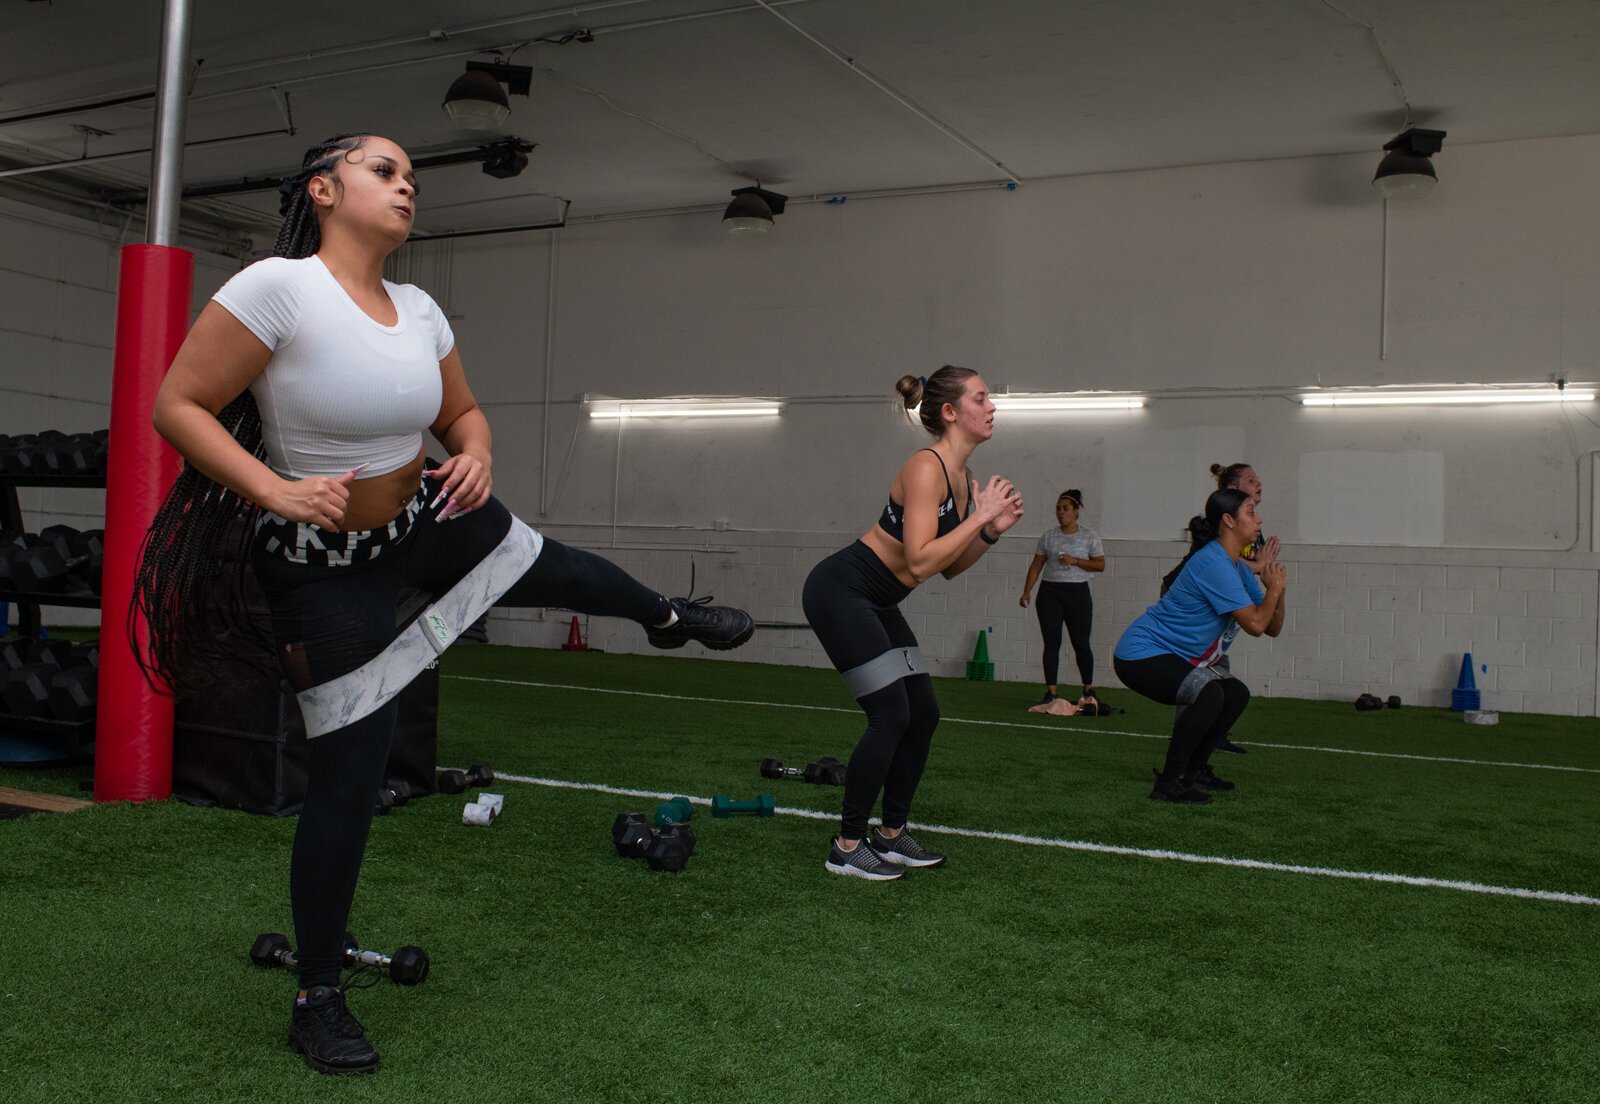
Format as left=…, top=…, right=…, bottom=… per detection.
left=486, top=529, right=1600, bottom=718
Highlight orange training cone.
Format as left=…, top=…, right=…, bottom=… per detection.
left=562, top=615, right=588, bottom=652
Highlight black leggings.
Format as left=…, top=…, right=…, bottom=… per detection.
left=1036, top=581, right=1094, bottom=686
left=1113, top=653, right=1251, bottom=776
left=253, top=488, right=670, bottom=987
left=802, top=542, right=938, bottom=841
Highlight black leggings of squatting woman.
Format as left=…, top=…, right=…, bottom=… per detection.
left=252, top=479, right=672, bottom=988
left=802, top=541, right=939, bottom=841
left=1112, top=653, right=1250, bottom=775
left=1034, top=580, right=1094, bottom=686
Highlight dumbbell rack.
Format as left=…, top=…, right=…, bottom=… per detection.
left=0, top=469, right=103, bottom=761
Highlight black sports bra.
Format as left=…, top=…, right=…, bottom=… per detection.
left=878, top=448, right=969, bottom=541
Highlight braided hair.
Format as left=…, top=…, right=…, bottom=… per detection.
left=1159, top=488, right=1251, bottom=597
left=129, top=134, right=372, bottom=696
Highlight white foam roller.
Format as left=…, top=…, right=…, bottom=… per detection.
left=476, top=792, right=504, bottom=815
left=1464, top=710, right=1500, bottom=725
left=462, top=802, right=497, bottom=827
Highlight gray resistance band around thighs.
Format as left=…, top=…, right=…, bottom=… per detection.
left=841, top=646, right=931, bottom=699
left=296, top=517, right=544, bottom=738
left=1173, top=662, right=1231, bottom=723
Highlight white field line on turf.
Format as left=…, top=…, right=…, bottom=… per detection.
left=462, top=768, right=1600, bottom=909
left=445, top=675, right=1600, bottom=775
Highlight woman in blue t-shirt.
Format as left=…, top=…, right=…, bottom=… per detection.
left=1113, top=489, right=1286, bottom=803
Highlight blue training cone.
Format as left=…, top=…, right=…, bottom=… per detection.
left=1451, top=652, right=1481, bottom=712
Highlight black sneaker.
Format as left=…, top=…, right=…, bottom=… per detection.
left=870, top=827, right=946, bottom=868
left=1216, top=737, right=1248, bottom=755
left=288, top=985, right=380, bottom=1075
left=646, top=595, right=755, bottom=651
left=1036, top=691, right=1057, bottom=706
left=1148, top=768, right=1212, bottom=805
left=1188, top=763, right=1236, bottom=791
left=824, top=838, right=904, bottom=881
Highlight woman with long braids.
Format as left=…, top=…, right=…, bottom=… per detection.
left=802, top=367, right=1023, bottom=880
left=1113, top=489, right=1285, bottom=803
left=133, top=134, right=753, bottom=1074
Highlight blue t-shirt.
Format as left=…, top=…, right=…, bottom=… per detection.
left=1115, top=541, right=1266, bottom=666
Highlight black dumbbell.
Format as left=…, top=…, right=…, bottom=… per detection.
left=437, top=763, right=494, bottom=794
left=249, top=932, right=430, bottom=985
left=1386, top=695, right=1402, bottom=709
left=804, top=757, right=847, bottom=786
left=760, top=756, right=847, bottom=786
left=1, top=637, right=70, bottom=672
left=373, top=778, right=414, bottom=815
left=1354, top=693, right=1383, bottom=711
left=10, top=533, right=103, bottom=595
left=4, top=664, right=59, bottom=717
left=611, top=812, right=696, bottom=872
left=40, top=434, right=103, bottom=477
left=49, top=666, right=97, bottom=722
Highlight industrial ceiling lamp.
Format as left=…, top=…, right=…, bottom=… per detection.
left=723, top=186, right=787, bottom=235
left=1372, top=127, right=1447, bottom=200
left=443, top=60, right=533, bottom=131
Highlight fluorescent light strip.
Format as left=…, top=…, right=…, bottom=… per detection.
left=991, top=394, right=1146, bottom=411
left=587, top=401, right=783, bottom=420
left=1302, top=388, right=1595, bottom=407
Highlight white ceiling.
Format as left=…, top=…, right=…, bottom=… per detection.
left=3, top=0, right=1598, bottom=238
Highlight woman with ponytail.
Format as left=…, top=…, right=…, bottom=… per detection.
left=802, top=366, right=1023, bottom=880
left=136, top=134, right=752, bottom=1073
left=1112, top=489, right=1285, bottom=803
left=1018, top=488, right=1105, bottom=710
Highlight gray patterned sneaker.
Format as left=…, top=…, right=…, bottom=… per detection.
left=825, top=838, right=904, bottom=881
left=869, top=827, right=946, bottom=868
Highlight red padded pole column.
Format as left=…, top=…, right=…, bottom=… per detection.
left=94, top=244, right=190, bottom=802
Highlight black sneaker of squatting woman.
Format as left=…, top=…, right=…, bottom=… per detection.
left=289, top=985, right=380, bottom=1075
left=646, top=595, right=755, bottom=651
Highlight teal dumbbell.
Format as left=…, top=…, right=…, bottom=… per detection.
left=711, top=792, right=776, bottom=819
left=652, top=796, right=693, bottom=828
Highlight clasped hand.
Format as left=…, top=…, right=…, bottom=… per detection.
left=971, top=475, right=1024, bottom=534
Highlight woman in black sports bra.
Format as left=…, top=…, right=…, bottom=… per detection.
left=803, top=365, right=1024, bottom=880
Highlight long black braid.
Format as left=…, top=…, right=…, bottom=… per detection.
left=129, top=134, right=372, bottom=696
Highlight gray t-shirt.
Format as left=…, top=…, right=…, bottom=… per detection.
left=1035, top=527, right=1105, bottom=583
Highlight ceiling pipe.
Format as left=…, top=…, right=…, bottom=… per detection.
left=0, top=127, right=287, bottom=182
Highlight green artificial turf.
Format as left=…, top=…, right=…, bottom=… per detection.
left=2, top=646, right=1597, bottom=1103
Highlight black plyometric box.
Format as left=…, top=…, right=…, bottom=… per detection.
left=172, top=558, right=439, bottom=816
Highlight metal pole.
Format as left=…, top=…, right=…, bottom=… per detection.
left=146, top=0, right=194, bottom=245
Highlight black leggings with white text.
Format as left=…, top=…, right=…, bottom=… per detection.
left=252, top=487, right=670, bottom=987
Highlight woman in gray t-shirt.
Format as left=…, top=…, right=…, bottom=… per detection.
left=1019, top=489, right=1106, bottom=707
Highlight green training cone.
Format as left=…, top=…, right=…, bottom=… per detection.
left=966, top=628, right=995, bottom=682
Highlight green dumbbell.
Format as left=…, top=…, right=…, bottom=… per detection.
left=652, top=796, right=693, bottom=828
left=711, top=792, right=776, bottom=819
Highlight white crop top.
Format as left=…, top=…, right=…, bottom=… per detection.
left=212, top=255, right=455, bottom=479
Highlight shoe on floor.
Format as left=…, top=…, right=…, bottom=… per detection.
left=1037, top=691, right=1057, bottom=706
left=645, top=594, right=755, bottom=651
left=1188, top=763, right=1236, bottom=792
left=1216, top=737, right=1248, bottom=755
left=289, top=985, right=379, bottom=1075
left=870, top=827, right=946, bottom=868
left=1148, top=768, right=1212, bottom=805
left=825, top=838, right=904, bottom=881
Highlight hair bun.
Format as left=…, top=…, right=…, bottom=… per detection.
left=1209, top=463, right=1225, bottom=476
left=895, top=374, right=924, bottom=409
left=1065, top=488, right=1083, bottom=504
